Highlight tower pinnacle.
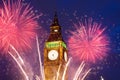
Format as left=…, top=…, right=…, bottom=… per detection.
left=51, top=12, right=59, bottom=26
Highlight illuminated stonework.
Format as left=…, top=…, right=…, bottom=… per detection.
left=45, top=41, right=66, bottom=48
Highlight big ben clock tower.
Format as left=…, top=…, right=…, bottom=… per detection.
left=44, top=13, right=68, bottom=80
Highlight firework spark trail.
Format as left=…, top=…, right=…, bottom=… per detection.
left=56, top=64, right=62, bottom=80
left=9, top=44, right=35, bottom=80
left=8, top=51, right=29, bottom=80
left=35, top=75, right=40, bottom=80
left=73, top=61, right=91, bottom=80
left=101, top=76, right=104, bottom=80
left=68, top=18, right=109, bottom=63
left=36, top=35, right=44, bottom=80
left=73, top=62, right=85, bottom=80
left=0, top=0, right=38, bottom=52
left=62, top=58, right=71, bottom=80
left=10, top=45, right=24, bottom=64
left=81, top=68, right=91, bottom=80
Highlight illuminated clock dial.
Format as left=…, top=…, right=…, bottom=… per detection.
left=64, top=51, right=67, bottom=62
left=48, top=50, right=58, bottom=60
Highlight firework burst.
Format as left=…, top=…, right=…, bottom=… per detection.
left=68, top=18, right=109, bottom=63
left=0, top=0, right=38, bottom=52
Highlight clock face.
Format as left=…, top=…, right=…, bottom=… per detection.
left=64, top=51, right=67, bottom=62
left=48, top=50, right=58, bottom=60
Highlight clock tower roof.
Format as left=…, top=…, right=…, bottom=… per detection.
left=47, top=12, right=63, bottom=42
left=51, top=12, right=59, bottom=26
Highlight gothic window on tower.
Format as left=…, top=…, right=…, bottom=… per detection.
left=54, top=29, right=58, bottom=32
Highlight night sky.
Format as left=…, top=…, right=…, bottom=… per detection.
left=0, top=0, right=120, bottom=80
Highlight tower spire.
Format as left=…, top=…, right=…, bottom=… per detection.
left=51, top=12, right=59, bottom=26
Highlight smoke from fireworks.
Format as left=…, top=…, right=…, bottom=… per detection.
left=68, top=18, right=109, bottom=63
left=0, top=0, right=38, bottom=52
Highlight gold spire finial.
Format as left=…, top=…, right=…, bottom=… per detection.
left=51, top=12, right=59, bottom=26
